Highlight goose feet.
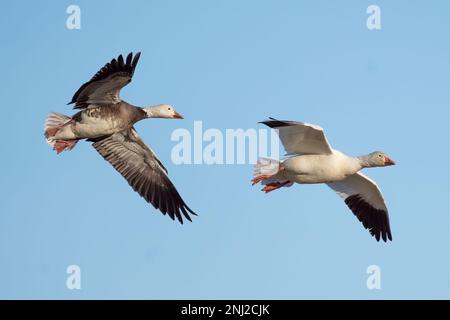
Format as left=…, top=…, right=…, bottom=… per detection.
left=251, top=175, right=272, bottom=185
left=53, top=140, right=79, bottom=154
left=262, top=181, right=291, bottom=193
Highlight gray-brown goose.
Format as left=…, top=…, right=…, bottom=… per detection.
left=44, top=52, right=196, bottom=223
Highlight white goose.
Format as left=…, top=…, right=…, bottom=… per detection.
left=252, top=118, right=395, bottom=242
left=44, top=52, right=196, bottom=223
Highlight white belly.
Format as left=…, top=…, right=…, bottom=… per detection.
left=282, top=152, right=360, bottom=184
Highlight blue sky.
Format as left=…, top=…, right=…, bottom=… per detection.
left=1, top=0, right=450, bottom=299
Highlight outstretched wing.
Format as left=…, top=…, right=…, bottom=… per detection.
left=327, top=172, right=392, bottom=242
left=260, top=118, right=333, bottom=155
left=69, top=52, right=141, bottom=109
left=91, top=127, right=196, bottom=223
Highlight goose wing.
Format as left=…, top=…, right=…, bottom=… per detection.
left=69, top=52, right=141, bottom=109
left=260, top=118, right=333, bottom=155
left=327, top=172, right=392, bottom=242
left=91, top=127, right=196, bottom=223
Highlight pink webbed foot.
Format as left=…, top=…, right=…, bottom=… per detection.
left=251, top=175, right=272, bottom=185
left=262, top=181, right=291, bottom=193
left=53, top=140, right=78, bottom=154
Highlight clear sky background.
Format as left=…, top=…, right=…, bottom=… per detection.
left=1, top=0, right=449, bottom=299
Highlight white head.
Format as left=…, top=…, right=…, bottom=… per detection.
left=143, top=104, right=184, bottom=119
left=366, top=151, right=396, bottom=167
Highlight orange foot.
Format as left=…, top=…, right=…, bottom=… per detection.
left=262, top=181, right=290, bottom=193
left=251, top=175, right=272, bottom=185
left=54, top=140, right=77, bottom=154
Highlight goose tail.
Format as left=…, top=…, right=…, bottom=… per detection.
left=44, top=112, right=79, bottom=154
left=252, top=158, right=293, bottom=192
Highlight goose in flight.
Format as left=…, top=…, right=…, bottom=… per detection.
left=44, top=52, right=196, bottom=223
left=252, top=118, right=395, bottom=242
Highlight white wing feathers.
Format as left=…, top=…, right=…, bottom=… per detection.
left=260, top=118, right=333, bottom=155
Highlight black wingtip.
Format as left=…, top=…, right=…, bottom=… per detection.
left=185, top=204, right=197, bottom=215
left=131, top=52, right=141, bottom=75
left=174, top=206, right=196, bottom=225
left=259, top=117, right=291, bottom=128
left=179, top=205, right=197, bottom=224
left=180, top=206, right=194, bottom=221
left=126, top=52, right=133, bottom=65
left=345, top=194, right=393, bottom=243
left=180, top=207, right=192, bottom=222
left=176, top=213, right=184, bottom=224
left=257, top=117, right=277, bottom=124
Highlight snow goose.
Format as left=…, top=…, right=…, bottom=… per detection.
left=252, top=118, right=395, bottom=242
left=44, top=52, right=196, bottom=223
